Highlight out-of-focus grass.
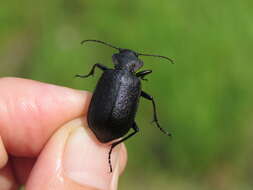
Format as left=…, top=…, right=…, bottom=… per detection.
left=1, top=0, right=253, bottom=189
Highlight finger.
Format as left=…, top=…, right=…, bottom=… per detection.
left=11, top=141, right=127, bottom=188
left=0, top=162, right=18, bottom=190
left=0, top=77, right=91, bottom=157
left=26, top=118, right=127, bottom=190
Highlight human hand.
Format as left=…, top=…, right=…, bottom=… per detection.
left=0, top=77, right=127, bottom=190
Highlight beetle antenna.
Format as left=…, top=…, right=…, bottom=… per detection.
left=81, top=39, right=121, bottom=51
left=137, top=53, right=174, bottom=64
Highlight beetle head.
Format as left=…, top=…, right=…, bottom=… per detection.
left=81, top=40, right=174, bottom=72
left=112, top=49, right=144, bottom=72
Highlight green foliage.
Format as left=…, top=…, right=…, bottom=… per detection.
left=1, top=0, right=253, bottom=189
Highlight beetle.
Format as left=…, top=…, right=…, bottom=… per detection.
left=76, top=40, right=174, bottom=172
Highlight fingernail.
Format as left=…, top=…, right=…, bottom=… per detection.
left=63, top=124, right=122, bottom=190
left=110, top=155, right=121, bottom=190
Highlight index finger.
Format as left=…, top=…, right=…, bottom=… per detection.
left=0, top=77, right=91, bottom=157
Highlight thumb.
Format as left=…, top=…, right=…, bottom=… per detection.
left=26, top=118, right=127, bottom=190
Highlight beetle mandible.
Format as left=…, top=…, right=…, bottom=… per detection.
left=76, top=40, right=174, bottom=172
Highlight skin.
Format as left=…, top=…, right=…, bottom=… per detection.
left=0, top=77, right=127, bottom=190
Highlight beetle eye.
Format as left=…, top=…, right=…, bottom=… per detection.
left=112, top=54, right=119, bottom=65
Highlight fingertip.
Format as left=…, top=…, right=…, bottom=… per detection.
left=26, top=118, right=123, bottom=190
left=0, top=77, right=92, bottom=157
left=62, top=119, right=121, bottom=190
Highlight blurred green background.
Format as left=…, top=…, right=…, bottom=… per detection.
left=1, top=0, right=253, bottom=189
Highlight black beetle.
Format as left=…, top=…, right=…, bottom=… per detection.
left=76, top=40, right=174, bottom=172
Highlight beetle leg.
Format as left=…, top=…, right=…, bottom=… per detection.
left=108, top=122, right=139, bottom=172
left=136, top=70, right=152, bottom=81
left=141, top=91, right=171, bottom=137
left=75, top=63, right=108, bottom=78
